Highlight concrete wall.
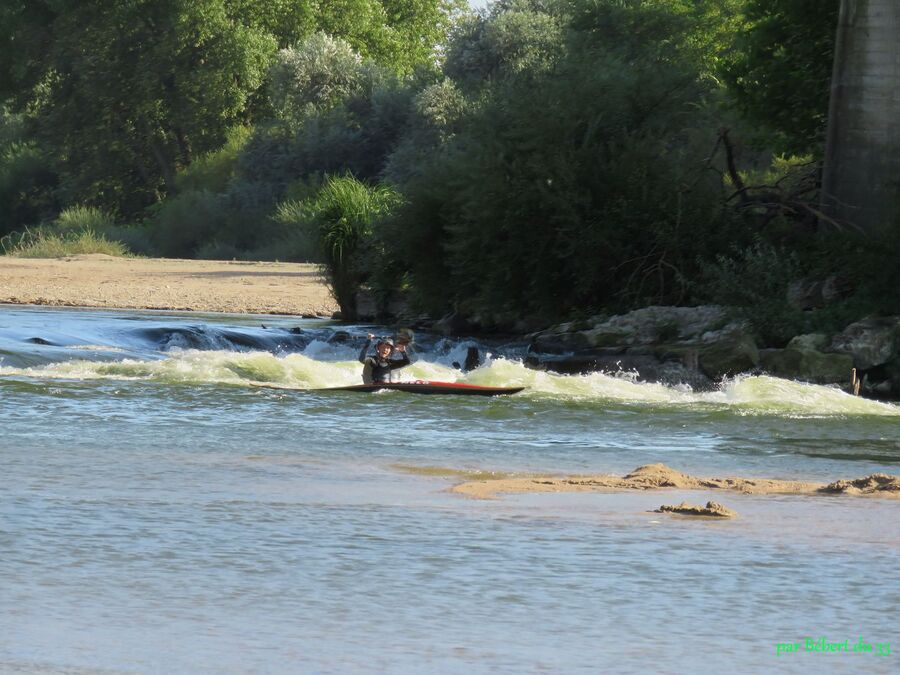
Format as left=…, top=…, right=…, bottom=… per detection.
left=822, top=0, right=900, bottom=231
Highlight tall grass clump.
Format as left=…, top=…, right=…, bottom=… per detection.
left=276, top=174, right=401, bottom=318
left=2, top=227, right=130, bottom=258
left=53, top=205, right=116, bottom=232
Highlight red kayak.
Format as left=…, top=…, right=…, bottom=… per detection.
left=325, top=380, right=525, bottom=396
left=252, top=380, right=524, bottom=396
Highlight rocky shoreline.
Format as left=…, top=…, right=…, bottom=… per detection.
left=524, top=306, right=900, bottom=399
left=386, top=303, right=900, bottom=401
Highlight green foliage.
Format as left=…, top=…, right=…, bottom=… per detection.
left=100, top=224, right=157, bottom=257
left=811, top=227, right=900, bottom=319
left=444, top=1, right=565, bottom=89
left=2, top=0, right=882, bottom=344
left=241, top=36, right=415, bottom=192
left=0, top=140, right=58, bottom=235
left=151, top=190, right=226, bottom=258
left=277, top=175, right=401, bottom=317
left=269, top=199, right=319, bottom=261
left=2, top=1, right=278, bottom=213
left=2, top=227, right=131, bottom=258
left=49, top=205, right=157, bottom=255
left=564, top=0, right=743, bottom=76
left=269, top=34, right=368, bottom=128
left=174, top=126, right=252, bottom=193
left=0, top=0, right=459, bottom=219
left=383, top=78, right=468, bottom=184
left=693, top=241, right=804, bottom=345
left=723, top=0, right=840, bottom=155
left=313, top=0, right=466, bottom=75
left=0, top=107, right=57, bottom=234
left=228, top=0, right=317, bottom=49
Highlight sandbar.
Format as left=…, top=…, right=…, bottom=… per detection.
left=0, top=254, right=338, bottom=316
left=437, top=463, right=900, bottom=500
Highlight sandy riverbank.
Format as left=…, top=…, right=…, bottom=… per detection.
left=0, top=254, right=339, bottom=316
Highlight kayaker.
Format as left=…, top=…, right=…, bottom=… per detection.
left=359, top=333, right=411, bottom=384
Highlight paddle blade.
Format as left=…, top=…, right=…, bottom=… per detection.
left=394, top=327, right=415, bottom=346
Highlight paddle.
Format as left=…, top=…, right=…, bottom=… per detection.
left=393, top=327, right=415, bottom=348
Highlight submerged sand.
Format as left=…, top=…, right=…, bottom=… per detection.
left=423, top=463, right=900, bottom=500
left=0, top=254, right=338, bottom=316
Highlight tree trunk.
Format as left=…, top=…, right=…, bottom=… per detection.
left=822, top=0, right=900, bottom=232
left=146, top=130, right=177, bottom=197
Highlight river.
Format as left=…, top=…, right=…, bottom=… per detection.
left=1, top=305, right=897, bottom=673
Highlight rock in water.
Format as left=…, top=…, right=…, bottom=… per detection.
left=655, top=501, right=738, bottom=518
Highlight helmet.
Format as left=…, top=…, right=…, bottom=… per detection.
left=376, top=338, right=394, bottom=349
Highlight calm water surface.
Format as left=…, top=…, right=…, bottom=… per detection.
left=1, top=306, right=898, bottom=673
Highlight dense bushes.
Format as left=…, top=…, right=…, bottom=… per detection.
left=380, top=0, right=743, bottom=323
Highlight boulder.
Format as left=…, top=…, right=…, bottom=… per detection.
left=655, top=501, right=738, bottom=518
left=759, top=347, right=854, bottom=385
left=580, top=305, right=728, bottom=346
left=787, top=278, right=826, bottom=310
left=830, top=317, right=900, bottom=369
left=530, top=306, right=730, bottom=351
left=787, top=333, right=829, bottom=351
left=888, top=358, right=900, bottom=398
left=529, top=329, right=596, bottom=352
left=695, top=330, right=759, bottom=379
left=433, top=312, right=474, bottom=336
left=786, top=275, right=853, bottom=310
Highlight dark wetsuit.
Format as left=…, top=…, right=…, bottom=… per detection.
left=358, top=339, right=411, bottom=384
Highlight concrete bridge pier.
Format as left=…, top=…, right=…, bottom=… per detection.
left=822, top=0, right=900, bottom=231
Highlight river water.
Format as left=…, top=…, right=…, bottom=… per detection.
left=1, top=305, right=898, bottom=673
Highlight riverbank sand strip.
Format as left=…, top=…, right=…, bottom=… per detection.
left=441, top=463, right=900, bottom=500
left=0, top=254, right=339, bottom=316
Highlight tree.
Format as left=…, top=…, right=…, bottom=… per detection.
left=0, top=1, right=276, bottom=213
left=382, top=0, right=738, bottom=321
left=0, top=106, right=57, bottom=234
left=724, top=0, right=840, bottom=155
left=0, top=0, right=462, bottom=218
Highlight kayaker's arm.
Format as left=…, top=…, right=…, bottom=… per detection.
left=389, top=353, right=410, bottom=370
left=389, top=343, right=411, bottom=370
left=358, top=335, right=373, bottom=364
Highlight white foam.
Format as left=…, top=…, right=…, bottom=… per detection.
left=2, top=351, right=898, bottom=416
